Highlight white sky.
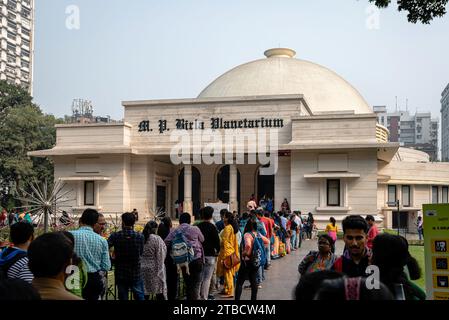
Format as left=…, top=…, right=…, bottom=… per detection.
left=33, top=0, right=449, bottom=121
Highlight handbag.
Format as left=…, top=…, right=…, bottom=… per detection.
left=223, top=253, right=239, bottom=269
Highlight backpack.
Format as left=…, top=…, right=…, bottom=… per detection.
left=0, top=248, right=27, bottom=280
left=247, top=232, right=266, bottom=269
left=290, top=220, right=298, bottom=232
left=170, top=230, right=195, bottom=275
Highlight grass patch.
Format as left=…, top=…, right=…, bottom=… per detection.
left=409, top=245, right=426, bottom=292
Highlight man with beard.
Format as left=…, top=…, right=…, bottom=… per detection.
left=332, top=215, right=370, bottom=277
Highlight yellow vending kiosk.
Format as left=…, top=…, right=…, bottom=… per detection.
left=422, top=204, right=449, bottom=300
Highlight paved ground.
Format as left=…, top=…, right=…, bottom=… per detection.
left=215, top=238, right=345, bottom=300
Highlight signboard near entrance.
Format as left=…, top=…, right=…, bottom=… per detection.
left=204, top=203, right=230, bottom=223
left=422, top=204, right=449, bottom=300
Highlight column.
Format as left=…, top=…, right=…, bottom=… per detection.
left=77, top=181, right=83, bottom=207
left=229, top=164, right=238, bottom=213
left=95, top=182, right=100, bottom=209
left=183, top=165, right=193, bottom=216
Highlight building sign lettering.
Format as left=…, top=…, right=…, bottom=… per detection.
left=138, top=117, right=284, bottom=134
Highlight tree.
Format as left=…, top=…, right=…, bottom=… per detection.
left=0, top=80, right=62, bottom=209
left=0, top=80, right=32, bottom=123
left=368, top=0, right=448, bottom=24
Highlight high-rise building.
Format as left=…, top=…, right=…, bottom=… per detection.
left=0, top=0, right=35, bottom=94
left=374, top=106, right=439, bottom=161
left=441, top=83, right=449, bottom=161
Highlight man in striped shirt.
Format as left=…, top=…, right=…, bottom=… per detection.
left=0, top=222, right=34, bottom=283
left=70, top=209, right=111, bottom=300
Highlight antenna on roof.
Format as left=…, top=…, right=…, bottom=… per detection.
left=395, top=96, right=398, bottom=112
left=406, top=98, right=408, bottom=112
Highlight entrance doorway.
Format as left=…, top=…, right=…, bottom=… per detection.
left=392, top=211, right=409, bottom=230
left=178, top=167, right=201, bottom=219
left=156, top=185, right=167, bottom=213
left=216, top=165, right=241, bottom=211
left=257, top=165, right=275, bottom=203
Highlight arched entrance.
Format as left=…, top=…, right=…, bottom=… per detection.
left=178, top=167, right=201, bottom=219
left=257, top=164, right=275, bottom=203
left=217, top=165, right=241, bottom=211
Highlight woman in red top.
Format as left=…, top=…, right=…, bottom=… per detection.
left=365, top=215, right=379, bottom=249
left=0, top=209, right=7, bottom=227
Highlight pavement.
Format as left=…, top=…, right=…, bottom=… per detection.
left=214, top=238, right=345, bottom=301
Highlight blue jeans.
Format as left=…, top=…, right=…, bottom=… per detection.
left=295, top=230, right=301, bottom=248
left=117, top=278, right=145, bottom=301
left=256, top=265, right=265, bottom=284
left=265, top=240, right=271, bottom=267
left=200, top=256, right=216, bottom=300
left=418, top=228, right=424, bottom=240
left=291, top=231, right=297, bottom=249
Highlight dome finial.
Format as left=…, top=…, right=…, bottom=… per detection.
left=264, top=48, right=296, bottom=58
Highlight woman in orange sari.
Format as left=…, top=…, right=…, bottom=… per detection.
left=217, top=211, right=240, bottom=298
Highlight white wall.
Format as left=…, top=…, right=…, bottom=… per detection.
left=54, top=155, right=127, bottom=214
left=291, top=150, right=378, bottom=229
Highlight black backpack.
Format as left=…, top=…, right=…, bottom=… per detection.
left=0, top=248, right=28, bottom=280
left=290, top=220, right=298, bottom=231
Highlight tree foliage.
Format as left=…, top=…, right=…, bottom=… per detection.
left=0, top=80, right=32, bottom=123
left=0, top=80, right=62, bottom=209
left=369, top=0, right=448, bottom=23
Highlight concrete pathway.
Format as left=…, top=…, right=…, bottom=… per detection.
left=232, top=239, right=345, bottom=300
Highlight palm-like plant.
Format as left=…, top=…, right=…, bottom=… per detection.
left=150, top=207, right=166, bottom=223
left=16, top=179, right=75, bottom=232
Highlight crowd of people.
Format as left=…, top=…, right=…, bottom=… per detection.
left=0, top=196, right=426, bottom=301
left=296, top=215, right=426, bottom=300
left=0, top=208, right=33, bottom=226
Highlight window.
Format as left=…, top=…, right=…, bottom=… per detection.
left=7, top=43, right=16, bottom=53
left=22, top=39, right=30, bottom=48
left=6, top=66, right=16, bottom=77
left=84, top=181, right=95, bottom=206
left=432, top=186, right=439, bottom=204
left=402, top=185, right=411, bottom=207
left=7, top=31, right=16, bottom=41
left=7, top=54, right=16, bottom=64
left=8, top=12, right=17, bottom=21
left=388, top=185, right=397, bottom=206
left=7, top=0, right=17, bottom=11
left=327, top=179, right=340, bottom=207
left=21, top=49, right=30, bottom=58
left=7, top=20, right=17, bottom=30
left=21, top=7, right=31, bottom=19
left=21, top=28, right=31, bottom=37
left=443, top=187, right=449, bottom=203
left=21, top=60, right=29, bottom=69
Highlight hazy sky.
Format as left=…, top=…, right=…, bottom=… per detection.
left=33, top=0, right=449, bottom=120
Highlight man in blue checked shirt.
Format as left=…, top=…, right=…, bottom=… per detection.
left=70, top=209, right=111, bottom=300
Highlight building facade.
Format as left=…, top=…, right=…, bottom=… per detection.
left=0, top=0, right=34, bottom=94
left=441, top=83, right=449, bottom=161
left=30, top=48, right=449, bottom=232
left=374, top=106, right=439, bottom=161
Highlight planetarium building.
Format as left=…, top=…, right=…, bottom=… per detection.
left=30, top=48, right=449, bottom=231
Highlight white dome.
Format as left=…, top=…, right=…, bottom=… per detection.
left=199, top=48, right=373, bottom=115
left=393, top=147, right=430, bottom=163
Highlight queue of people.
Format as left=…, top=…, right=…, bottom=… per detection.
left=0, top=202, right=426, bottom=301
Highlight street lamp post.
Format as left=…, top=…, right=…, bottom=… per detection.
left=396, top=199, right=400, bottom=236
